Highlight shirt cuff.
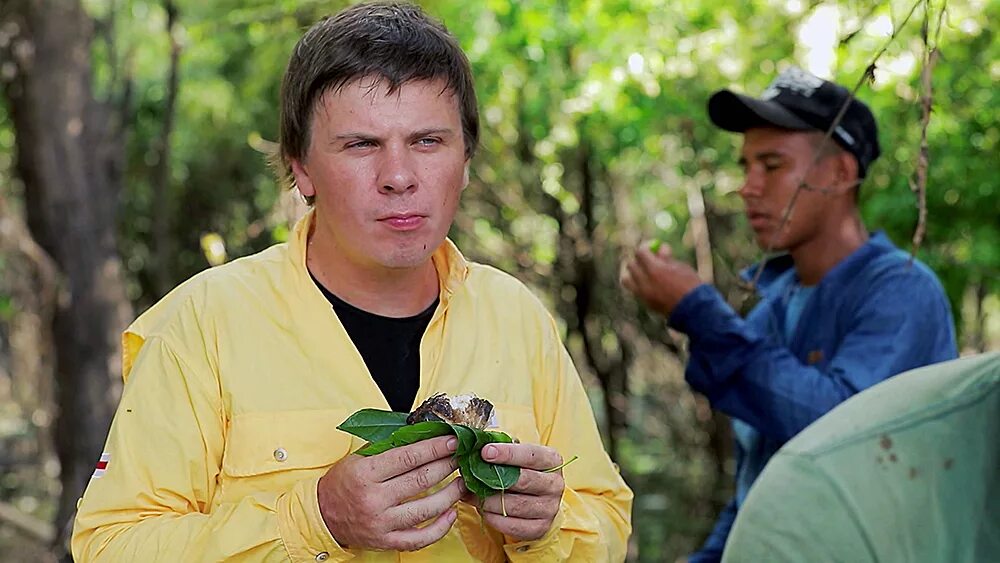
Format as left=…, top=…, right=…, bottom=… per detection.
left=276, top=477, right=353, bottom=562
left=668, top=283, right=735, bottom=339
left=503, top=500, right=568, bottom=562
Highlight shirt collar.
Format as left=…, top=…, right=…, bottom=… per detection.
left=742, top=231, right=898, bottom=293
left=289, top=208, right=470, bottom=306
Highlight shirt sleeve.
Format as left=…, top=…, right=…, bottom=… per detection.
left=71, top=334, right=349, bottom=563
left=668, top=270, right=956, bottom=442
left=505, top=310, right=633, bottom=562
left=721, top=452, right=875, bottom=563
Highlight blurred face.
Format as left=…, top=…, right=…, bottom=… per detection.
left=292, top=78, right=469, bottom=273
left=737, top=128, right=843, bottom=252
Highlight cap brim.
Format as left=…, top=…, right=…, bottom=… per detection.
left=708, top=90, right=814, bottom=133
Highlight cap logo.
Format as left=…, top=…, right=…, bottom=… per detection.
left=834, top=126, right=856, bottom=146
left=761, top=67, right=824, bottom=100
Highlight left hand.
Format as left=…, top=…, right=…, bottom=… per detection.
left=620, top=241, right=704, bottom=316
left=464, top=442, right=565, bottom=541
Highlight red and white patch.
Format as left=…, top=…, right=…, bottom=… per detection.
left=92, top=452, right=110, bottom=479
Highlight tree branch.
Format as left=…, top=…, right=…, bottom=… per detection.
left=909, top=0, right=946, bottom=260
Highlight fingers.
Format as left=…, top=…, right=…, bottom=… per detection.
left=481, top=442, right=561, bottom=471
left=506, top=468, right=565, bottom=495
left=621, top=242, right=672, bottom=294
left=370, top=435, right=457, bottom=481
left=382, top=506, right=459, bottom=551
left=384, top=456, right=459, bottom=505
left=388, top=476, right=465, bottom=529
left=480, top=492, right=557, bottom=519
left=638, top=240, right=673, bottom=261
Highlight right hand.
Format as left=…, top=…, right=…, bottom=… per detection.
left=317, top=435, right=464, bottom=551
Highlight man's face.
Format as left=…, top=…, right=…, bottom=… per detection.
left=292, top=77, right=469, bottom=272
left=737, top=127, right=842, bottom=252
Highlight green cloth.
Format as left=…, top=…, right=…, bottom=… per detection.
left=723, top=352, right=999, bottom=563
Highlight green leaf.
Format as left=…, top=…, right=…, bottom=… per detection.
left=469, top=429, right=520, bottom=490
left=336, top=409, right=408, bottom=443
left=452, top=424, right=478, bottom=457
left=339, top=412, right=519, bottom=498
left=389, top=421, right=454, bottom=446
left=353, top=420, right=454, bottom=456
left=354, top=437, right=396, bottom=456
left=485, top=430, right=513, bottom=444
left=458, top=454, right=494, bottom=499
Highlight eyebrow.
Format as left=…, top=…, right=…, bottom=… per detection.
left=330, top=128, right=457, bottom=142
left=410, top=127, right=455, bottom=138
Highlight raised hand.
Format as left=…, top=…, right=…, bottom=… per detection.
left=620, top=241, right=704, bottom=316
left=317, top=435, right=464, bottom=551
left=469, top=442, right=565, bottom=541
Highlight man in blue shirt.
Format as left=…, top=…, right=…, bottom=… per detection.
left=621, top=67, right=957, bottom=562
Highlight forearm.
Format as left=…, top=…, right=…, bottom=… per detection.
left=671, top=285, right=895, bottom=441
left=73, top=477, right=347, bottom=563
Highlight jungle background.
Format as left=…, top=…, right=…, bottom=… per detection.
left=0, top=0, right=997, bottom=561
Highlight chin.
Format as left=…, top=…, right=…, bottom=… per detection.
left=754, top=231, right=789, bottom=252
left=380, top=242, right=439, bottom=269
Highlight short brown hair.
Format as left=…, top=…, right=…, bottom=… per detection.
left=274, top=2, right=479, bottom=203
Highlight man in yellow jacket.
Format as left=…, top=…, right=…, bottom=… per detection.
left=72, top=2, right=632, bottom=561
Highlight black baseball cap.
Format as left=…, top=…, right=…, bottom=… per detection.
left=708, top=67, right=881, bottom=177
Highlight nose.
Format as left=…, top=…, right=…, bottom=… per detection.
left=378, top=144, right=417, bottom=194
left=738, top=168, right=764, bottom=200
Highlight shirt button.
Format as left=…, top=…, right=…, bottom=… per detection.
left=273, top=448, right=288, bottom=462
left=315, top=552, right=329, bottom=561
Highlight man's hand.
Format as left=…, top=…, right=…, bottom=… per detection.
left=317, top=435, right=464, bottom=551
left=620, top=241, right=704, bottom=316
left=467, top=442, right=565, bottom=542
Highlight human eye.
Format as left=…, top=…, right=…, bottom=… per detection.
left=345, top=138, right=376, bottom=150
left=762, top=158, right=783, bottom=172
left=415, top=136, right=441, bottom=148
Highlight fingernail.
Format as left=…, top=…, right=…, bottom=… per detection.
left=482, top=444, right=497, bottom=459
left=447, top=437, right=458, bottom=451
left=456, top=477, right=467, bottom=492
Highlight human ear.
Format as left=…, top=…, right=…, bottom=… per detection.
left=291, top=159, right=315, bottom=199
left=824, top=151, right=859, bottom=195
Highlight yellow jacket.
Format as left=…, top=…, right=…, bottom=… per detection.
left=72, top=210, right=633, bottom=562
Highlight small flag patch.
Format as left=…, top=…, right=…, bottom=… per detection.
left=92, top=452, right=110, bottom=479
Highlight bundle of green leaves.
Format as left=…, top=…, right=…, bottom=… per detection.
left=337, top=408, right=520, bottom=501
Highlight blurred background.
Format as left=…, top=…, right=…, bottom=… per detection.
left=0, top=0, right=996, bottom=560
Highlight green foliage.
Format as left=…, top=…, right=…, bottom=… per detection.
left=334, top=408, right=410, bottom=444
left=2, top=0, right=997, bottom=560
left=336, top=409, right=521, bottom=500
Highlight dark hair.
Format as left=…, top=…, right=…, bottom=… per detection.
left=274, top=1, right=479, bottom=203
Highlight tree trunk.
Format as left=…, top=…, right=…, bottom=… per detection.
left=151, top=0, right=181, bottom=297
left=1, top=0, right=133, bottom=556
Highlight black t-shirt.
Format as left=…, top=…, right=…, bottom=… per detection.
left=311, top=274, right=437, bottom=413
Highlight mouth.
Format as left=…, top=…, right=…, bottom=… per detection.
left=746, top=211, right=771, bottom=230
left=378, top=213, right=428, bottom=232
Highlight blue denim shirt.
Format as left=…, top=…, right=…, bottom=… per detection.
left=672, top=232, right=958, bottom=562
